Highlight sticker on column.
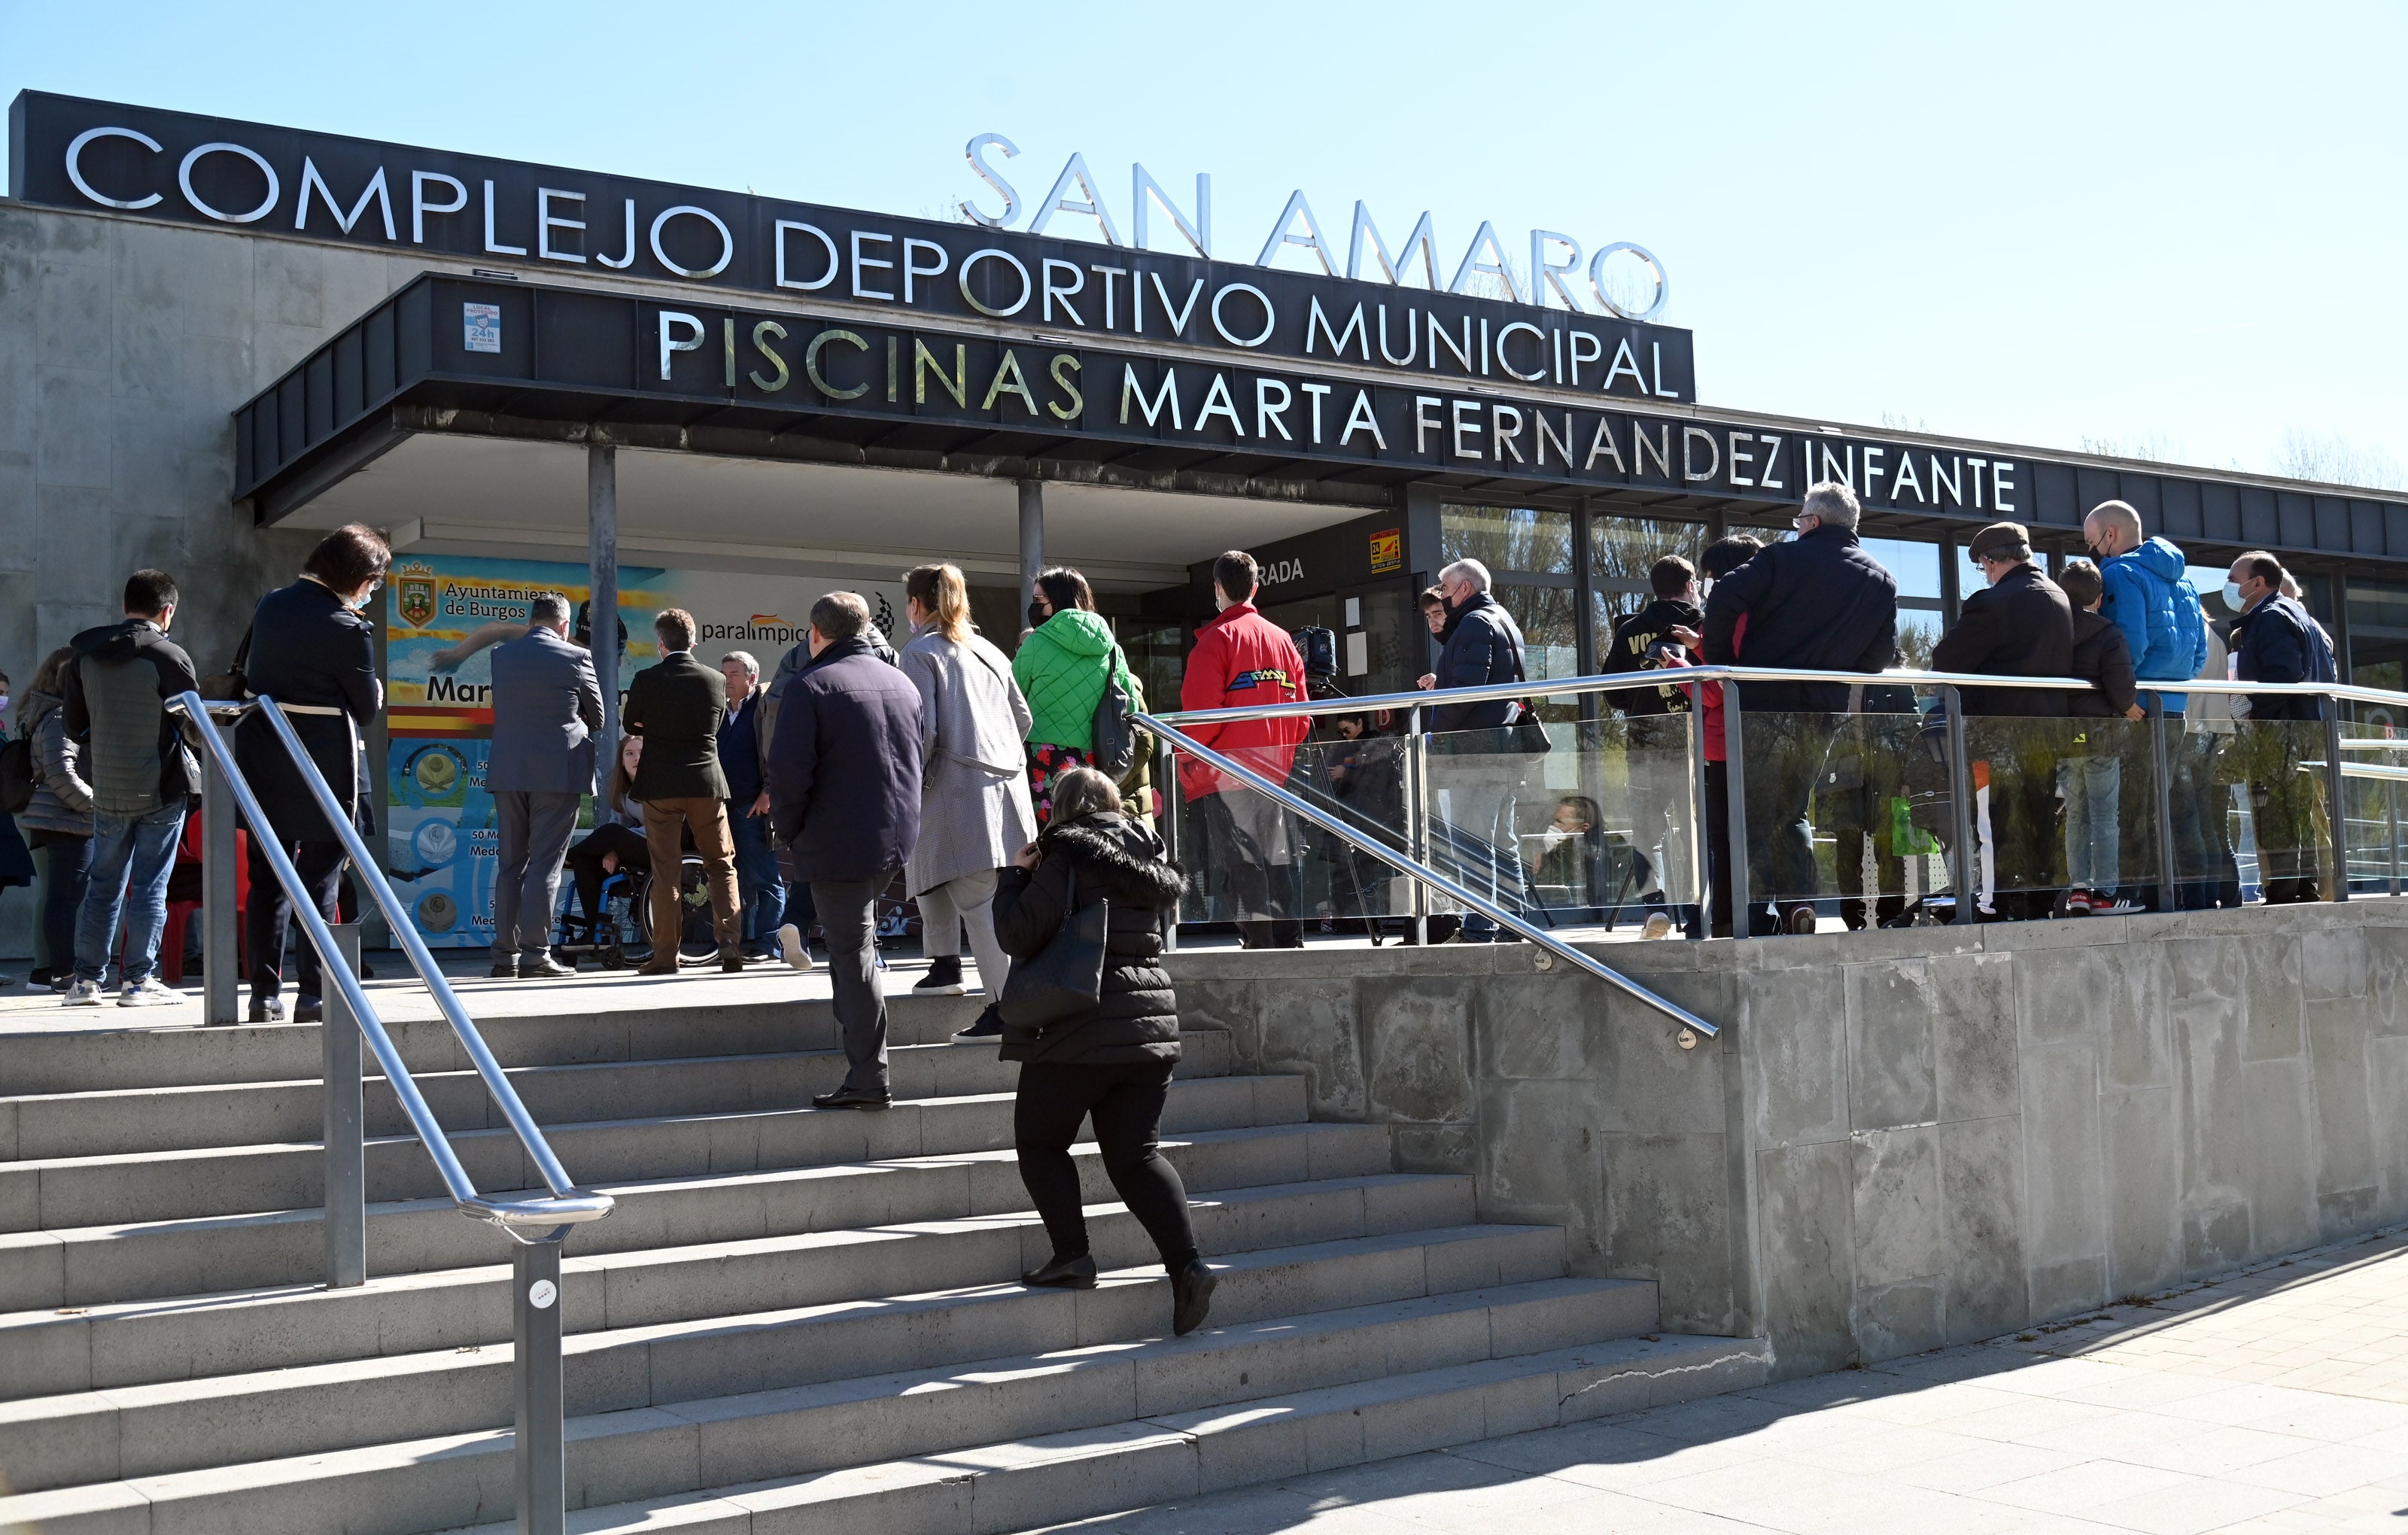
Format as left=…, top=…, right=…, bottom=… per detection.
left=464, top=302, right=502, bottom=354
left=528, top=1279, right=558, bottom=1309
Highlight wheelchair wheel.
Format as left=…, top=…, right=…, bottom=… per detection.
left=631, top=855, right=722, bottom=963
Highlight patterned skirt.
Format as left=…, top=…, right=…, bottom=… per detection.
left=1026, top=743, right=1094, bottom=827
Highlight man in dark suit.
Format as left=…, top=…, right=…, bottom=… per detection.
left=768, top=591, right=924, bottom=1108
left=622, top=607, right=742, bottom=974
left=486, top=592, right=603, bottom=978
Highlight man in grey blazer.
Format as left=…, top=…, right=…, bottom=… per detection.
left=486, top=592, right=603, bottom=977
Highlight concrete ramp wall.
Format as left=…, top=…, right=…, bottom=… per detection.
left=1166, top=903, right=2408, bottom=1378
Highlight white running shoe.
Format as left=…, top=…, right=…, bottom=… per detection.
left=1640, top=911, right=1675, bottom=941
left=62, top=978, right=105, bottom=1007
left=779, top=923, right=813, bottom=972
left=118, top=976, right=181, bottom=1007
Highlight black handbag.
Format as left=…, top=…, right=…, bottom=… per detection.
left=999, top=864, right=1111, bottom=1032
left=1508, top=639, right=1554, bottom=757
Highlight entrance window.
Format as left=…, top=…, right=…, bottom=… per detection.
left=1588, top=514, right=1711, bottom=667
left=1441, top=504, right=1572, bottom=576
left=1859, top=536, right=1944, bottom=669
left=2348, top=577, right=2408, bottom=727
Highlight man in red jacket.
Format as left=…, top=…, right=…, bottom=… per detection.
left=1180, top=552, right=1310, bottom=947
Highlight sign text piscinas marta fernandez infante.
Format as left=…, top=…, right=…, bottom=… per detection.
left=324, top=278, right=2023, bottom=523
left=11, top=91, right=1696, bottom=403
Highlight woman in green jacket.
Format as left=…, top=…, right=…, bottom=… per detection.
left=1011, top=567, right=1134, bottom=825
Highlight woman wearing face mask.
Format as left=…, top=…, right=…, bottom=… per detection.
left=233, top=522, right=390, bottom=1022
left=1009, top=567, right=1136, bottom=826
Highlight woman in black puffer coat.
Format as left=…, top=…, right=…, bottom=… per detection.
left=991, top=765, right=1214, bottom=1335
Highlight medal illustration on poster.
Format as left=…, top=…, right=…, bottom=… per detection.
left=384, top=554, right=905, bottom=947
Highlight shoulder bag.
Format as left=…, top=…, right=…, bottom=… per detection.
left=998, top=862, right=1111, bottom=1032
left=1088, top=646, right=1139, bottom=777
left=1507, top=634, right=1554, bottom=757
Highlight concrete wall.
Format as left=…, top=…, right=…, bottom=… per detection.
left=1167, top=900, right=2408, bottom=1378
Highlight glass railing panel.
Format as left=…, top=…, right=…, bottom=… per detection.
left=2335, top=722, right=2405, bottom=895
left=1738, top=709, right=1953, bottom=928
left=2203, top=717, right=2337, bottom=904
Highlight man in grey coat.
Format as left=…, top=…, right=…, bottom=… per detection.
left=485, top=592, right=603, bottom=978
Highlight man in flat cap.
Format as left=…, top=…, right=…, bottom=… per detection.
left=1933, top=522, right=2075, bottom=919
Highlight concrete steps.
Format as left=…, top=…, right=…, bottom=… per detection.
left=0, top=984, right=1764, bottom=1533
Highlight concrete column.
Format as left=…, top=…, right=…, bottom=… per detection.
left=588, top=443, right=619, bottom=817
left=1017, top=479, right=1044, bottom=625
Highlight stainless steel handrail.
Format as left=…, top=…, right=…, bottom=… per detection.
left=170, top=692, right=613, bottom=1236
left=1154, top=664, right=2395, bottom=727
left=1136, top=712, right=1719, bottom=1040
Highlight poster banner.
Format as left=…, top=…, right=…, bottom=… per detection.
left=385, top=553, right=906, bottom=947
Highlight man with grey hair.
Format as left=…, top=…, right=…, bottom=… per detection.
left=1701, top=482, right=1899, bottom=935
left=2085, top=497, right=2209, bottom=908
left=485, top=591, right=602, bottom=977
left=716, top=647, right=782, bottom=959
left=1417, top=555, right=1537, bottom=939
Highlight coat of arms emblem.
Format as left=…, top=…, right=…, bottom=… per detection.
left=396, top=564, right=437, bottom=629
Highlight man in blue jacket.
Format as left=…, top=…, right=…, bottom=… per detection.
left=2227, top=552, right=2336, bottom=904
left=2086, top=500, right=2212, bottom=906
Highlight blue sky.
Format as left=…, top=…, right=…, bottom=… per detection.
left=5, top=1, right=2400, bottom=484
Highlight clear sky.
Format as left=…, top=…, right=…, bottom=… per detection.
left=5, top=1, right=2400, bottom=485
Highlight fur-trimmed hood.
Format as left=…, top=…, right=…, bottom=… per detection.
left=1041, top=813, right=1185, bottom=910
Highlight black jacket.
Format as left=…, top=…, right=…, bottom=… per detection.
left=1430, top=592, right=1526, bottom=732
left=1932, top=564, right=2074, bottom=718
left=2232, top=595, right=2334, bottom=722
left=2067, top=610, right=2139, bottom=720
left=234, top=579, right=383, bottom=843
left=765, top=637, right=924, bottom=882
left=1604, top=597, right=1704, bottom=716
left=64, top=618, right=199, bottom=817
left=624, top=652, right=729, bottom=801
left=993, top=812, right=1186, bottom=1066
left=1702, top=525, right=1898, bottom=712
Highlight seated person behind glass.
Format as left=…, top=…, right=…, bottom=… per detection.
left=1535, top=795, right=1608, bottom=904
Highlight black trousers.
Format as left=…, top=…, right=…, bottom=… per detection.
left=1014, top=1058, right=1198, bottom=1270
left=248, top=836, right=345, bottom=1002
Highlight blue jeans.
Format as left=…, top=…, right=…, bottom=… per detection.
left=2060, top=753, right=2121, bottom=890
left=76, top=803, right=186, bottom=986
left=726, top=804, right=783, bottom=944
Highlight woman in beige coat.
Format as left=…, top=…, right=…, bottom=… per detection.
left=898, top=563, right=1037, bottom=1038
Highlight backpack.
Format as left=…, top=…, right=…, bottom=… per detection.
left=0, top=733, right=33, bottom=815
left=1087, top=646, right=1138, bottom=778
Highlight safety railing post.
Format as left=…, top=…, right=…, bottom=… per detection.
left=201, top=721, right=241, bottom=1027
left=513, top=1236, right=567, bottom=1535
left=2325, top=710, right=2351, bottom=901
left=1686, top=690, right=1708, bottom=940
left=1159, top=743, right=1179, bottom=951
left=1942, top=686, right=1977, bottom=924
left=2388, top=780, right=2400, bottom=898
left=1406, top=705, right=1428, bottom=946
left=323, top=921, right=366, bottom=1288
left=2149, top=701, right=2179, bottom=906
left=1724, top=687, right=1750, bottom=938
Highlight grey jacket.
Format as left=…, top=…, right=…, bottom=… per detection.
left=486, top=625, right=604, bottom=795
left=63, top=619, right=199, bottom=816
left=898, top=624, right=1036, bottom=895
left=14, top=688, right=94, bottom=838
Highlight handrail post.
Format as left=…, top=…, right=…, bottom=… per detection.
left=1724, top=686, right=1750, bottom=938
left=513, top=1235, right=568, bottom=1535
left=2388, top=779, right=2400, bottom=898
left=1942, top=686, right=1977, bottom=924
left=1407, top=705, right=1428, bottom=946
left=323, top=921, right=366, bottom=1288
left=1686, top=688, right=1708, bottom=940
left=2149, top=700, right=2178, bottom=907
left=2325, top=710, right=2350, bottom=901
left=202, top=721, right=241, bottom=1027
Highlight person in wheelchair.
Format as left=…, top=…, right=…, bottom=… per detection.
left=557, top=734, right=722, bottom=968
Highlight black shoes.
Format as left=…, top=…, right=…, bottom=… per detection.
left=719, top=948, right=746, bottom=974
left=488, top=960, right=518, bottom=979
left=811, top=1085, right=892, bottom=1111
left=521, top=956, right=576, bottom=979
left=1020, top=1251, right=1098, bottom=1289
left=950, top=1004, right=1005, bottom=1042
left=293, top=995, right=324, bottom=1023
left=1170, top=1257, right=1218, bottom=1336
left=914, top=956, right=966, bottom=995
left=247, top=996, right=285, bottom=1023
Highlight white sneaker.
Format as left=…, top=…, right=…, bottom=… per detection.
left=1640, top=911, right=1675, bottom=941
left=118, top=977, right=181, bottom=1007
left=779, top=923, right=813, bottom=972
left=62, top=979, right=105, bottom=1007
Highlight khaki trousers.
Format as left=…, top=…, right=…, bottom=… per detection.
left=640, top=796, right=742, bottom=956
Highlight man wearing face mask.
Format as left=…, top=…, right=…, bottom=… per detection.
left=2226, top=552, right=2337, bottom=904
left=1931, top=521, right=2074, bottom=921
left=234, top=524, right=390, bottom=1021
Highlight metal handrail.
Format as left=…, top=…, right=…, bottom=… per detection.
left=1136, top=711, right=1719, bottom=1040
left=1154, top=664, right=2400, bottom=728
left=170, top=692, right=612, bottom=1236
